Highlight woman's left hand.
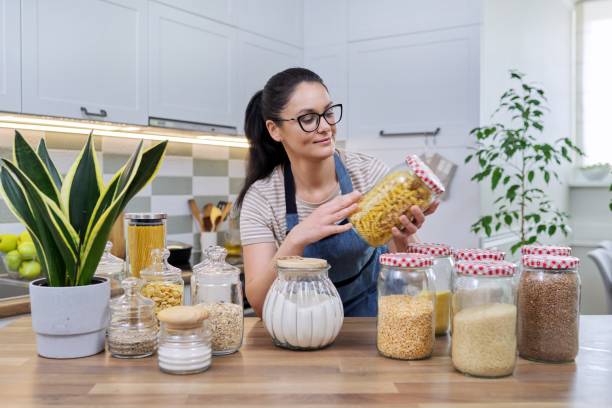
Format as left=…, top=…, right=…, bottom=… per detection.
left=391, top=201, right=440, bottom=252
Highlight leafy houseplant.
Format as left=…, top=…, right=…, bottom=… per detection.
left=0, top=130, right=167, bottom=358
left=466, top=71, right=583, bottom=253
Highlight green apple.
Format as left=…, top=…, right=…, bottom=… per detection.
left=17, top=241, right=36, bottom=261
left=0, top=234, right=19, bottom=253
left=5, top=250, right=22, bottom=271
left=18, top=230, right=33, bottom=244
left=19, top=260, right=41, bottom=280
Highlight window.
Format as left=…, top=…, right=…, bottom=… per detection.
left=577, top=0, right=612, bottom=165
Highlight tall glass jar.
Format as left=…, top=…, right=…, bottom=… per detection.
left=407, top=243, right=453, bottom=335
left=125, top=213, right=167, bottom=277
left=377, top=253, right=436, bottom=360
left=107, top=277, right=158, bottom=358
left=349, top=155, right=445, bottom=247
left=140, top=248, right=184, bottom=314
left=95, top=241, right=126, bottom=297
left=518, top=255, right=581, bottom=363
left=192, top=247, right=243, bottom=355
left=263, top=257, right=343, bottom=350
left=452, top=261, right=517, bottom=378
left=157, top=305, right=212, bottom=375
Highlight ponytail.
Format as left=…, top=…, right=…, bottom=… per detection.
left=235, top=68, right=326, bottom=209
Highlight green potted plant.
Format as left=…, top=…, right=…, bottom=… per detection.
left=466, top=71, right=583, bottom=253
left=0, top=131, right=167, bottom=358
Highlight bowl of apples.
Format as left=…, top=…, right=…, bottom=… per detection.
left=0, top=231, right=42, bottom=281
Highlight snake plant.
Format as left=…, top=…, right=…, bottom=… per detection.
left=0, top=131, right=167, bottom=286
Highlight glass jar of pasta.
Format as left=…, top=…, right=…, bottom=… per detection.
left=452, top=261, right=517, bottom=378
left=125, top=213, right=167, bottom=278
left=407, top=243, right=453, bottom=335
left=140, top=248, right=184, bottom=314
left=349, top=155, right=445, bottom=247
left=377, top=253, right=436, bottom=360
left=518, top=255, right=580, bottom=363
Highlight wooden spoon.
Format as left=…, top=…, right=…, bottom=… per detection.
left=202, top=203, right=214, bottom=232
left=221, top=201, right=233, bottom=223
left=210, top=206, right=223, bottom=232
left=188, top=199, right=204, bottom=231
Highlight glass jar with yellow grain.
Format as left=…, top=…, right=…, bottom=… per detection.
left=349, top=155, right=445, bottom=247
left=140, top=248, right=184, bottom=314
left=407, top=243, right=453, bottom=335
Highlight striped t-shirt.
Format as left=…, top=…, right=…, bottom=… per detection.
left=239, top=149, right=389, bottom=246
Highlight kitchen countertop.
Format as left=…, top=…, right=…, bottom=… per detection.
left=0, top=316, right=610, bottom=406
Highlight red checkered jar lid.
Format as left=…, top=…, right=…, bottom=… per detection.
left=379, top=252, right=434, bottom=268
left=522, top=255, right=580, bottom=270
left=453, top=248, right=505, bottom=262
left=406, top=242, right=452, bottom=257
left=521, top=245, right=571, bottom=256
left=405, top=155, right=445, bottom=196
left=455, top=261, right=516, bottom=276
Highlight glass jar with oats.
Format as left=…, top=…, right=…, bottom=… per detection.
left=140, top=248, right=184, bottom=315
left=349, top=155, right=445, bottom=247
left=377, top=253, right=436, bottom=360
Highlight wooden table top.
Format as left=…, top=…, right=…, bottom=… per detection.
left=0, top=316, right=610, bottom=407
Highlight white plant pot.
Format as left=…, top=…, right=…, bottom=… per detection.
left=29, top=277, right=110, bottom=359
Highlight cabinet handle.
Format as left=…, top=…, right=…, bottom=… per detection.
left=379, top=127, right=440, bottom=137
left=80, top=106, right=108, bottom=118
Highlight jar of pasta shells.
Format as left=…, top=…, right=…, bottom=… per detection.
left=349, top=155, right=445, bottom=247
left=140, top=248, right=184, bottom=314
left=377, top=253, right=436, bottom=360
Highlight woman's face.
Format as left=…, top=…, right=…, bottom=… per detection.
left=266, top=81, right=337, bottom=161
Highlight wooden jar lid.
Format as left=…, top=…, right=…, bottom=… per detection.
left=276, top=256, right=328, bottom=269
left=157, top=305, right=209, bottom=329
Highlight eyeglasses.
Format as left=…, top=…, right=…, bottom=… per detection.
left=276, top=104, right=343, bottom=133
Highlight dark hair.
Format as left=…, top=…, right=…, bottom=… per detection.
left=235, top=67, right=327, bottom=209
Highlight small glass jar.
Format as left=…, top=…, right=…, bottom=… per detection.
left=263, top=257, right=344, bottom=350
left=407, top=243, right=453, bottom=335
left=140, top=248, right=184, bottom=314
left=349, top=155, right=445, bottom=247
left=377, top=253, right=436, bottom=360
left=107, top=277, right=158, bottom=358
left=95, top=241, right=126, bottom=297
left=452, top=261, right=517, bottom=378
left=518, top=255, right=581, bottom=363
left=157, top=305, right=212, bottom=375
left=125, top=213, right=167, bottom=277
left=192, top=247, right=243, bottom=355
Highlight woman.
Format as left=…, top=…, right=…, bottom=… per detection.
left=237, top=68, right=439, bottom=317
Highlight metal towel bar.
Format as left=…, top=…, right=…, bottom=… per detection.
left=379, top=127, right=440, bottom=137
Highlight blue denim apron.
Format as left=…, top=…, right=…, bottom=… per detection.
left=283, top=154, right=387, bottom=317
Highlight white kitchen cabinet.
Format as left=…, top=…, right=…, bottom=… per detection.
left=21, top=0, right=148, bottom=124
left=149, top=2, right=235, bottom=127
left=347, top=26, right=480, bottom=151
left=0, top=0, right=21, bottom=113
left=234, top=0, right=303, bottom=48
left=234, top=31, right=302, bottom=130
left=304, top=45, right=348, bottom=140
left=348, top=0, right=481, bottom=41
left=152, top=0, right=234, bottom=25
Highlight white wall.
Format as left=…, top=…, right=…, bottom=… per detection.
left=479, top=0, right=574, bottom=247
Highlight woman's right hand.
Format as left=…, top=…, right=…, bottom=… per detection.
left=286, top=190, right=362, bottom=249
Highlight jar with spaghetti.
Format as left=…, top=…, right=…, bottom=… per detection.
left=518, top=255, right=580, bottom=363
left=140, top=248, right=184, bottom=314
left=407, top=243, right=453, bottom=335
left=349, top=155, right=445, bottom=247
left=377, top=253, right=436, bottom=360
left=452, top=261, right=517, bottom=378
left=125, top=213, right=167, bottom=278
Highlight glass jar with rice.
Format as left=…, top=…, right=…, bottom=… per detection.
left=377, top=253, right=436, bottom=360
left=349, top=155, right=445, bottom=247
left=452, top=260, right=517, bottom=378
